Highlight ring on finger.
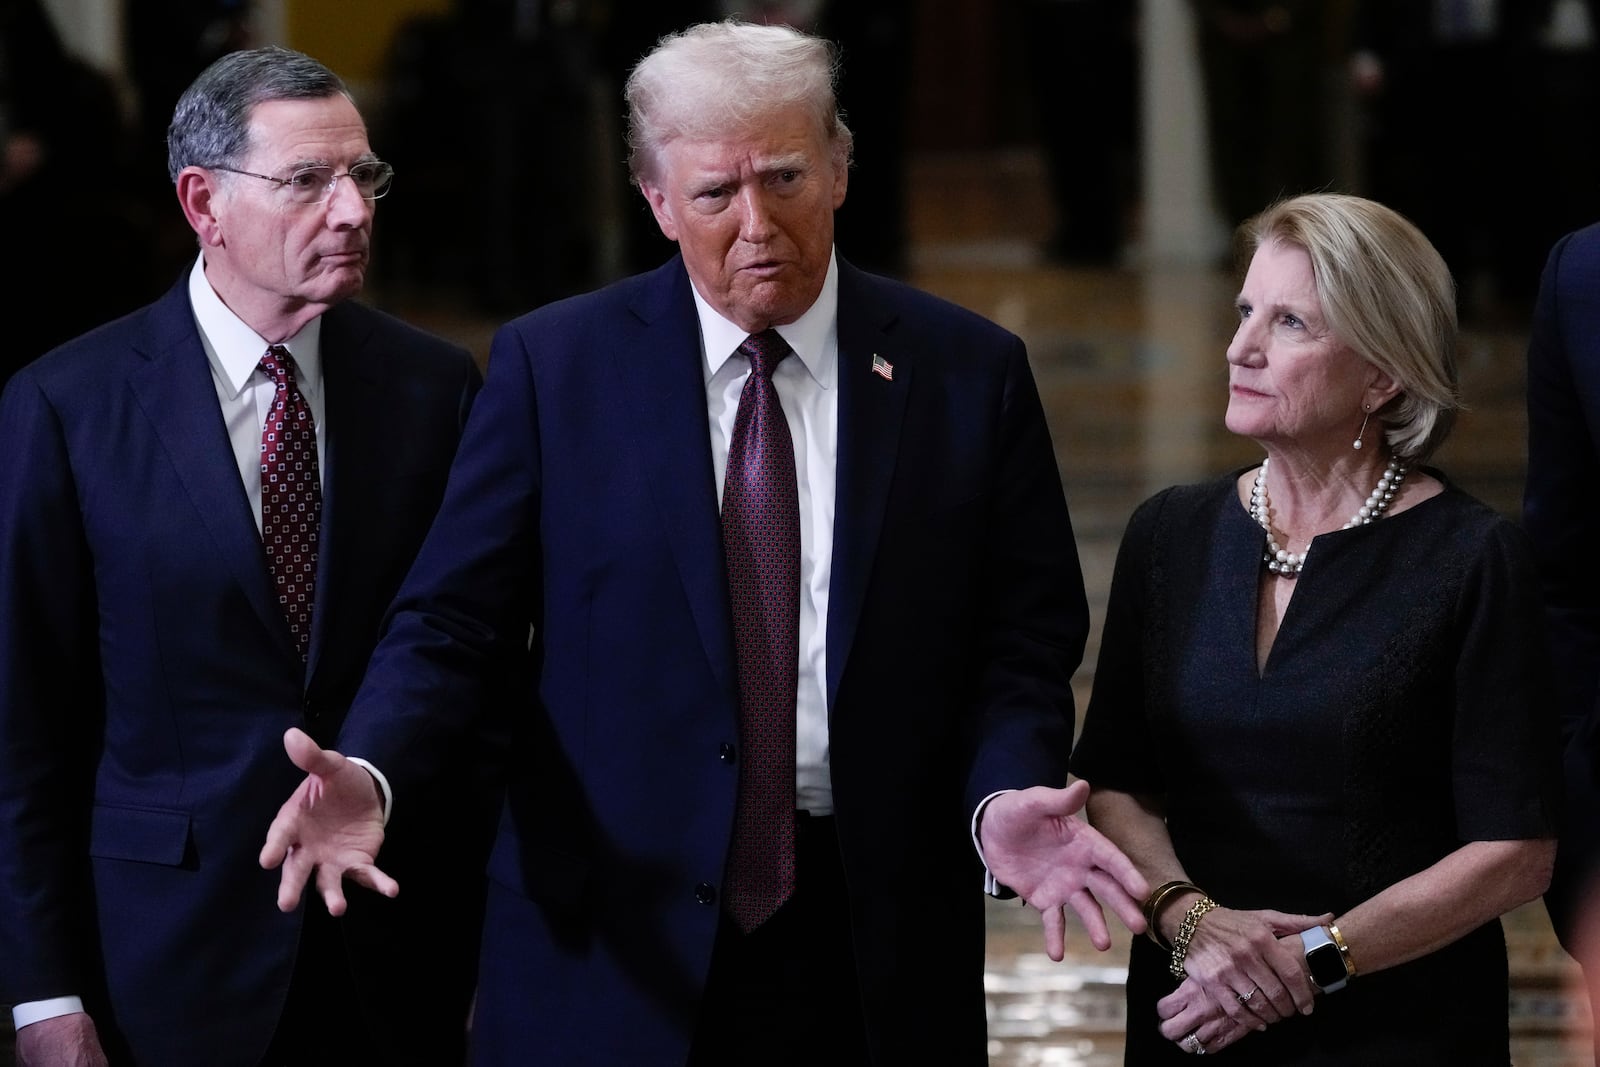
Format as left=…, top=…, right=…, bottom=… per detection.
left=1237, top=986, right=1258, bottom=1004
left=1183, top=1032, right=1206, bottom=1055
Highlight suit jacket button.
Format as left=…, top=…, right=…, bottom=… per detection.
left=694, top=882, right=717, bottom=905
left=718, top=742, right=735, bottom=763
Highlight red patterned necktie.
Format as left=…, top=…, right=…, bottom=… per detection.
left=258, top=345, right=321, bottom=660
left=721, top=329, right=800, bottom=933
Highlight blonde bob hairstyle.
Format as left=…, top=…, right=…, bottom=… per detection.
left=624, top=19, right=853, bottom=187
left=1239, top=193, right=1463, bottom=461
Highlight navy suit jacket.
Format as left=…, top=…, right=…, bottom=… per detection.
left=1527, top=224, right=1600, bottom=949
left=339, top=256, right=1089, bottom=1064
left=0, top=278, right=499, bottom=1065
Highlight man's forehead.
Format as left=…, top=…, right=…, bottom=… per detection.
left=245, top=96, right=370, bottom=160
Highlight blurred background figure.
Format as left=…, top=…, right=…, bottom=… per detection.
left=1016, top=0, right=1138, bottom=266
left=0, top=0, right=157, bottom=388
left=1349, top=0, right=1590, bottom=322
left=376, top=0, right=608, bottom=314
left=1187, top=1, right=1341, bottom=230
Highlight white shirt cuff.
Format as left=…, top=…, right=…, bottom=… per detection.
left=13, top=996, right=85, bottom=1029
left=972, top=788, right=1016, bottom=896
left=345, top=757, right=392, bottom=826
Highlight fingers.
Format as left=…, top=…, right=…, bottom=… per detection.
left=1085, top=865, right=1148, bottom=935
left=317, top=861, right=350, bottom=917
left=1184, top=1017, right=1252, bottom=1056
left=1080, top=825, right=1150, bottom=904
left=276, top=845, right=311, bottom=913
left=348, top=863, right=400, bottom=900
left=1258, top=909, right=1335, bottom=936
left=1041, top=905, right=1067, bottom=961
left=1064, top=888, right=1111, bottom=952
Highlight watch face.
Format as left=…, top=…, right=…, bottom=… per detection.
left=1306, top=942, right=1347, bottom=988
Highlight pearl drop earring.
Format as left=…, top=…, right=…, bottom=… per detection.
left=1353, top=406, right=1372, bottom=450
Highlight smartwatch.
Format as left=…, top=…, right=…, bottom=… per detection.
left=1300, top=925, right=1353, bottom=993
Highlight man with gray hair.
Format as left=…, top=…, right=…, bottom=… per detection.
left=0, top=46, right=501, bottom=1065
left=262, top=20, right=1146, bottom=1064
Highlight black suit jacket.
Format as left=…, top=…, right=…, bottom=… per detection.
left=1527, top=224, right=1600, bottom=950
left=0, top=277, right=501, bottom=1065
left=338, top=256, right=1089, bottom=1064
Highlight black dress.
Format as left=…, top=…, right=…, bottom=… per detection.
left=1070, top=470, right=1560, bottom=1066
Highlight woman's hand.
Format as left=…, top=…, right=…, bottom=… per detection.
left=1164, top=907, right=1328, bottom=1029
left=1156, top=979, right=1256, bottom=1056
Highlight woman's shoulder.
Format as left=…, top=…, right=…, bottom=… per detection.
left=1395, top=468, right=1535, bottom=565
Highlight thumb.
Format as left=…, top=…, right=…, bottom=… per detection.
left=283, top=726, right=343, bottom=777
left=1026, top=779, right=1091, bottom=818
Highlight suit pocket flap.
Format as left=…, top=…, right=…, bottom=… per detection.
left=89, top=805, right=191, bottom=865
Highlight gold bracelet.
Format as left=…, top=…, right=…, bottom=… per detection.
left=1168, top=896, right=1219, bottom=979
left=1142, top=880, right=1202, bottom=948
left=1328, top=922, right=1358, bottom=978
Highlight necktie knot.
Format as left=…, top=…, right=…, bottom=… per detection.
left=259, top=345, right=299, bottom=389
left=738, top=330, right=790, bottom=380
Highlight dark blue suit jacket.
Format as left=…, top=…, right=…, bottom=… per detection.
left=1527, top=224, right=1600, bottom=949
left=0, top=278, right=498, bottom=1065
left=340, top=256, right=1089, bottom=1064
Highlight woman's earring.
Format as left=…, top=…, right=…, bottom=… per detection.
left=1353, top=406, right=1372, bottom=450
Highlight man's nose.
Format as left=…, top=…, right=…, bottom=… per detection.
left=736, top=186, right=777, bottom=242
left=323, top=173, right=371, bottom=226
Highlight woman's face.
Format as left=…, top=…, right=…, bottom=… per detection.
left=1224, top=240, right=1376, bottom=453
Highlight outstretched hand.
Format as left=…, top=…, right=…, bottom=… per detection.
left=259, top=727, right=395, bottom=915
left=978, top=781, right=1149, bottom=959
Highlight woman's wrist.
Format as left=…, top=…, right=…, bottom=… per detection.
left=1142, top=880, right=1205, bottom=949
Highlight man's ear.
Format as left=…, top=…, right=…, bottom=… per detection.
left=638, top=180, right=679, bottom=243
left=176, top=166, right=225, bottom=247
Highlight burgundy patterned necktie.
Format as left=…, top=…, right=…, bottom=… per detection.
left=258, top=345, right=321, bottom=660
left=721, top=329, right=800, bottom=933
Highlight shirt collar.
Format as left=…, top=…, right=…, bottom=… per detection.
left=188, top=255, right=324, bottom=400
left=694, top=250, right=838, bottom=390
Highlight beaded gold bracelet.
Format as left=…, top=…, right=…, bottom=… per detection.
left=1168, top=896, right=1219, bottom=979
left=1141, top=880, right=1203, bottom=949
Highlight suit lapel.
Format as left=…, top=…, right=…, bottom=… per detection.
left=826, top=264, right=910, bottom=708
left=615, top=260, right=737, bottom=700
left=127, top=282, right=293, bottom=660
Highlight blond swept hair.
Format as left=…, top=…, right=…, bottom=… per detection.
left=624, top=19, right=853, bottom=186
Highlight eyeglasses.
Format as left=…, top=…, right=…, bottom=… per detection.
left=208, top=161, right=395, bottom=204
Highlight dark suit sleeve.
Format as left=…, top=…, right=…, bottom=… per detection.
left=962, top=337, right=1088, bottom=812
left=0, top=374, right=102, bottom=1003
left=1525, top=227, right=1600, bottom=946
left=339, top=320, right=541, bottom=788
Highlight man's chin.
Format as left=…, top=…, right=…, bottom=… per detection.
left=314, top=269, right=366, bottom=304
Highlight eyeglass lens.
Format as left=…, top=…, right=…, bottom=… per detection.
left=286, top=162, right=394, bottom=203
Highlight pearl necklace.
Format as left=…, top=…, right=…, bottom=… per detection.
left=1249, top=457, right=1407, bottom=577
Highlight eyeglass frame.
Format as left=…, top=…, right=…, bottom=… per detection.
left=206, top=160, right=395, bottom=203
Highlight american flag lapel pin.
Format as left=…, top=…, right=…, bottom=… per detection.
left=871, top=353, right=894, bottom=381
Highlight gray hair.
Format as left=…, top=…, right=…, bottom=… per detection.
left=167, top=46, right=349, bottom=183
left=624, top=20, right=853, bottom=185
left=1239, top=193, right=1463, bottom=461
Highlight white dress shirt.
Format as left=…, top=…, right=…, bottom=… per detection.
left=695, top=253, right=840, bottom=814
